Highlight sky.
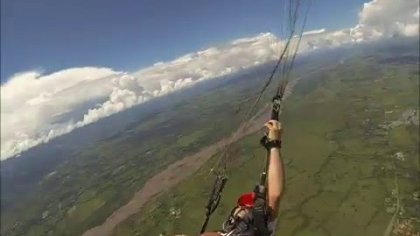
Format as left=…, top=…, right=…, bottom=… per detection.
left=1, top=0, right=419, bottom=160
left=1, top=0, right=367, bottom=80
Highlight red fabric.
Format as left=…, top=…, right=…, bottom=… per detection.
left=237, top=192, right=256, bottom=208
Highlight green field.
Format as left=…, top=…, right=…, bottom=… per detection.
left=111, top=55, right=419, bottom=236
left=2, top=42, right=419, bottom=236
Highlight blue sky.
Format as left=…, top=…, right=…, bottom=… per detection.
left=1, top=0, right=366, bottom=80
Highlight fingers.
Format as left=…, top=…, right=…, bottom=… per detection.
left=264, top=120, right=282, bottom=130
left=276, top=121, right=282, bottom=130
left=264, top=122, right=273, bottom=129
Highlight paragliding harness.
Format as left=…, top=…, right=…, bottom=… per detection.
left=199, top=95, right=282, bottom=236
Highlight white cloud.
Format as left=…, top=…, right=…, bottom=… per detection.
left=1, top=33, right=284, bottom=160
left=1, top=68, right=119, bottom=159
left=302, top=28, right=326, bottom=36
left=351, top=0, right=419, bottom=40
left=358, top=0, right=419, bottom=37
left=132, top=33, right=282, bottom=92
left=1, top=0, right=419, bottom=160
left=296, top=0, right=419, bottom=51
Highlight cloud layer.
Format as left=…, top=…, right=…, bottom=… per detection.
left=1, top=0, right=418, bottom=160
left=1, top=33, right=283, bottom=159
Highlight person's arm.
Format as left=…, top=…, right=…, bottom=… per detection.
left=264, top=120, right=284, bottom=218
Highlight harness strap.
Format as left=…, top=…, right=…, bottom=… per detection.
left=252, top=185, right=272, bottom=236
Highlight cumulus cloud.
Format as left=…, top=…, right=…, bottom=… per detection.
left=1, top=72, right=151, bottom=159
left=1, top=68, right=119, bottom=158
left=1, top=0, right=419, bottom=160
left=296, top=0, right=419, bottom=51
left=132, top=33, right=282, bottom=92
left=1, top=33, right=284, bottom=160
left=358, top=0, right=419, bottom=37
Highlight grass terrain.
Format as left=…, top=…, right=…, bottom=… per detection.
left=111, top=55, right=419, bottom=236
